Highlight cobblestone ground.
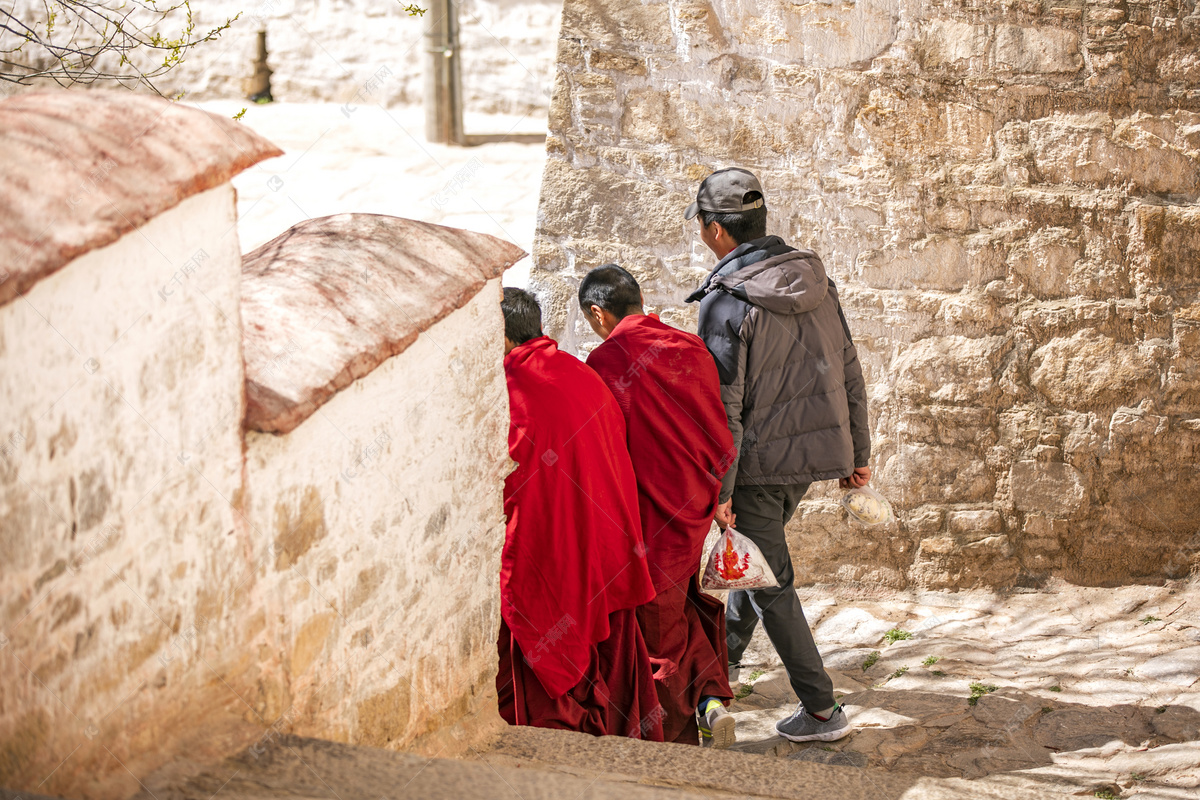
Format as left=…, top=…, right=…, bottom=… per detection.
left=724, top=580, right=1200, bottom=798
left=193, top=100, right=548, bottom=285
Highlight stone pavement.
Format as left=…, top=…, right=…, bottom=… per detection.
left=192, top=100, right=547, bottom=285
left=725, top=579, right=1200, bottom=799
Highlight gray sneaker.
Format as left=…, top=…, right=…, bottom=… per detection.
left=775, top=704, right=851, bottom=742
left=699, top=700, right=737, bottom=749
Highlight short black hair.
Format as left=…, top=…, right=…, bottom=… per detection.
left=578, top=264, right=643, bottom=319
left=501, top=287, right=542, bottom=345
left=699, top=191, right=767, bottom=244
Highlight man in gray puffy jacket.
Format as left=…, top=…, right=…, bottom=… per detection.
left=685, top=167, right=871, bottom=743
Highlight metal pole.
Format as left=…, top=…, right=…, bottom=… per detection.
left=424, top=0, right=464, bottom=145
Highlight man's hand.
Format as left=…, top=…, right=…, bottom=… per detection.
left=840, top=466, right=871, bottom=489
left=714, top=499, right=736, bottom=530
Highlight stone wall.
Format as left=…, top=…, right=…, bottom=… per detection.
left=532, top=0, right=1200, bottom=589
left=1, top=93, right=521, bottom=798
left=0, top=0, right=562, bottom=117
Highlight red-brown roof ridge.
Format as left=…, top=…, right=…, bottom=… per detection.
left=241, top=213, right=526, bottom=434
left=0, top=90, right=283, bottom=306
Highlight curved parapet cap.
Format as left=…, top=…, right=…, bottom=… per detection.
left=0, top=90, right=283, bottom=307
left=241, top=214, right=527, bottom=434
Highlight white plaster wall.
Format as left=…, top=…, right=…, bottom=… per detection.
left=0, top=186, right=249, bottom=797
left=0, top=0, right=563, bottom=117
left=242, top=276, right=510, bottom=751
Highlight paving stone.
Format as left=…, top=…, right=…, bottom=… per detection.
left=1135, top=646, right=1200, bottom=688
left=816, top=608, right=899, bottom=647
left=788, top=747, right=870, bottom=767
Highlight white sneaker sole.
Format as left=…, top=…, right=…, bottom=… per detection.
left=709, top=713, right=737, bottom=749
left=776, top=722, right=851, bottom=743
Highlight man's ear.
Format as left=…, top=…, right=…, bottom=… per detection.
left=588, top=304, right=604, bottom=324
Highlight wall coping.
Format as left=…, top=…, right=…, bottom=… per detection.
left=0, top=90, right=283, bottom=307
left=241, top=213, right=526, bottom=434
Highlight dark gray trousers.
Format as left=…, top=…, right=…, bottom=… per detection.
left=725, top=482, right=836, bottom=711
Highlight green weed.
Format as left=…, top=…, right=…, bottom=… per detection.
left=922, top=656, right=940, bottom=667
left=862, top=651, right=880, bottom=671
left=883, top=628, right=913, bottom=644
left=967, top=681, right=998, bottom=706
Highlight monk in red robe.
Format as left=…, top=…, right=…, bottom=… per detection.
left=497, top=287, right=663, bottom=740
left=579, top=265, right=737, bottom=747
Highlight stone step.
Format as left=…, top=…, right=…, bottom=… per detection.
left=77, top=727, right=1067, bottom=800
left=477, top=725, right=1062, bottom=800
left=117, top=733, right=846, bottom=800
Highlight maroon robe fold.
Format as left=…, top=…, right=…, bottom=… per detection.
left=499, top=336, right=662, bottom=740
left=586, top=315, right=735, bottom=744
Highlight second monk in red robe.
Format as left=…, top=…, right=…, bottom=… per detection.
left=580, top=265, right=737, bottom=747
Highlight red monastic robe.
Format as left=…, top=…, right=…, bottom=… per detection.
left=586, top=314, right=736, bottom=744
left=498, top=336, right=662, bottom=740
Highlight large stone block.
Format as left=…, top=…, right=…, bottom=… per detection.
left=1133, top=204, right=1200, bottom=292
left=560, top=0, right=673, bottom=48
left=892, top=335, right=1011, bottom=407
left=1030, top=113, right=1200, bottom=195
left=1029, top=328, right=1162, bottom=409
left=858, top=236, right=974, bottom=290
left=1006, top=227, right=1083, bottom=299
left=1010, top=460, right=1088, bottom=519
left=780, top=0, right=900, bottom=69
left=537, top=159, right=690, bottom=245
left=879, top=443, right=995, bottom=507
left=992, top=24, right=1082, bottom=74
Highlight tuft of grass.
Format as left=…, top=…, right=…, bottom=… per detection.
left=967, top=681, right=998, bottom=706
left=862, top=651, right=880, bottom=671
left=821, top=745, right=836, bottom=752
left=1131, top=773, right=1145, bottom=781
left=734, top=684, right=754, bottom=700
left=747, top=668, right=766, bottom=682
left=931, top=669, right=946, bottom=676
left=232, top=107, right=247, bottom=121
left=1140, top=615, right=1161, bottom=625
left=1048, top=685, right=1062, bottom=692
left=922, top=656, right=940, bottom=667
left=883, top=628, right=913, bottom=644
left=1156, top=706, right=1167, bottom=714
left=889, top=666, right=909, bottom=680
left=1093, top=790, right=1119, bottom=799
left=1042, top=706, right=1054, bottom=714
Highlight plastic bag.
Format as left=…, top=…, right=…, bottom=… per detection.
left=840, top=485, right=894, bottom=526
left=701, top=527, right=779, bottom=591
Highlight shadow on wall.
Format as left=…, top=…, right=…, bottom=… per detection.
left=0, top=90, right=525, bottom=799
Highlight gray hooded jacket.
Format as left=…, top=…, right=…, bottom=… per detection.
left=690, top=238, right=870, bottom=501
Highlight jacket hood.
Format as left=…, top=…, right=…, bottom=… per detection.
left=711, top=249, right=828, bottom=315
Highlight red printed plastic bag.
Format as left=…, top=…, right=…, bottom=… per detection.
left=840, top=485, right=894, bottom=526
left=701, top=527, right=779, bottom=591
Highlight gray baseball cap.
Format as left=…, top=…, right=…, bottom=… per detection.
left=684, top=167, right=766, bottom=220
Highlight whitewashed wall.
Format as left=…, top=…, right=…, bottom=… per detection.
left=0, top=0, right=563, bottom=117
left=241, top=276, right=509, bottom=752
left=0, top=186, right=250, bottom=798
